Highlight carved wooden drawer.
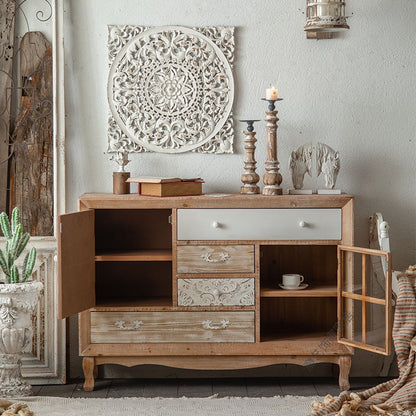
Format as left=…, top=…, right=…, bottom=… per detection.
left=90, top=311, right=254, bottom=343
left=177, top=245, right=255, bottom=274
left=177, top=278, right=255, bottom=306
left=177, top=208, right=342, bottom=241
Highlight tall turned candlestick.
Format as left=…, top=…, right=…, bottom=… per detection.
left=261, top=98, right=283, bottom=195
left=239, top=119, right=260, bottom=194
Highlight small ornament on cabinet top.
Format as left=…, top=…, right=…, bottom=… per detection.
left=111, top=151, right=131, bottom=194
left=288, top=143, right=341, bottom=195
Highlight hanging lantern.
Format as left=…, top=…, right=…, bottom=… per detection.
left=305, top=0, right=349, bottom=38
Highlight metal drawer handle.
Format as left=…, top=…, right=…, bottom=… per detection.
left=114, top=320, right=143, bottom=330
left=299, top=220, right=306, bottom=228
left=202, top=319, right=230, bottom=330
left=201, top=252, right=230, bottom=263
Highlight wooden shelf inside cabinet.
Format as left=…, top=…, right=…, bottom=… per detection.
left=260, top=285, right=337, bottom=298
left=261, top=332, right=338, bottom=344
left=94, top=297, right=173, bottom=310
left=95, top=250, right=172, bottom=262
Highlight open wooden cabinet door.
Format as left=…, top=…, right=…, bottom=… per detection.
left=338, top=245, right=392, bottom=355
left=57, top=210, right=95, bottom=319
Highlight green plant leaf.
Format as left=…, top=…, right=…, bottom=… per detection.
left=0, top=212, right=11, bottom=240
left=10, top=223, right=23, bottom=257
left=16, top=233, right=30, bottom=258
left=11, top=207, right=21, bottom=235
left=23, top=247, right=36, bottom=282
left=10, top=265, right=19, bottom=283
left=0, top=248, right=10, bottom=277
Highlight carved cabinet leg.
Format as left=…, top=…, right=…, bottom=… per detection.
left=338, top=356, right=351, bottom=391
left=82, top=357, right=96, bottom=392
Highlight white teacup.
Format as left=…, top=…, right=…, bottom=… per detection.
left=282, top=274, right=304, bottom=288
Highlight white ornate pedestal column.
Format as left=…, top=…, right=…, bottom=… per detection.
left=0, top=281, right=43, bottom=396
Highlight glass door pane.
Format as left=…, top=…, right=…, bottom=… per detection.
left=338, top=245, right=392, bottom=355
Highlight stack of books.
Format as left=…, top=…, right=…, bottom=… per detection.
left=127, top=177, right=204, bottom=197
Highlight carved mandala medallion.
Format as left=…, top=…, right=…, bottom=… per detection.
left=108, top=25, right=235, bottom=153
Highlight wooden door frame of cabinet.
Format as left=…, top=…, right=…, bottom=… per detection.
left=337, top=245, right=392, bottom=355
left=58, top=210, right=95, bottom=319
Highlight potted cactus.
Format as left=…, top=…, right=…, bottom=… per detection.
left=0, top=207, right=43, bottom=396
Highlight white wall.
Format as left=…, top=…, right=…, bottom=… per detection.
left=63, top=0, right=416, bottom=378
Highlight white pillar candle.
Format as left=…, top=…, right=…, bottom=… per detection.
left=265, top=86, right=278, bottom=100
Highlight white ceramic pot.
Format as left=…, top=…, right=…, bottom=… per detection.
left=0, top=281, right=43, bottom=396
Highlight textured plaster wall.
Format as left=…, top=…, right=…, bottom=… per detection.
left=63, top=0, right=416, bottom=378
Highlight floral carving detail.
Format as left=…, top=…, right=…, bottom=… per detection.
left=178, top=278, right=254, bottom=307
left=0, top=302, right=17, bottom=326
left=107, top=25, right=234, bottom=154
left=114, top=320, right=143, bottom=330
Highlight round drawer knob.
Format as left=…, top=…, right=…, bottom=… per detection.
left=299, top=220, right=306, bottom=228
left=212, top=221, right=220, bottom=229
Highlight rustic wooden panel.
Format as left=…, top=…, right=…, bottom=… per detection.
left=177, top=245, right=255, bottom=274
left=9, top=32, right=53, bottom=235
left=90, top=311, right=255, bottom=343
left=0, top=0, right=15, bottom=214
left=58, top=210, right=95, bottom=319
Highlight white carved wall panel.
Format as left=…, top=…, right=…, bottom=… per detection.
left=107, top=25, right=235, bottom=154
left=178, top=278, right=255, bottom=306
left=20, top=239, right=65, bottom=384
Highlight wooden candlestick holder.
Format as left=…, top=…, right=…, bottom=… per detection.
left=261, top=98, right=283, bottom=195
left=113, top=172, right=130, bottom=194
left=239, top=120, right=260, bottom=194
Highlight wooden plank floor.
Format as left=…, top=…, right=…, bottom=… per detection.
left=33, top=377, right=392, bottom=398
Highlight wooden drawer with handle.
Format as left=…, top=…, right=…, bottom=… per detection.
left=177, top=278, right=255, bottom=306
left=90, top=311, right=254, bottom=343
left=177, top=208, right=342, bottom=241
left=177, top=245, right=255, bottom=274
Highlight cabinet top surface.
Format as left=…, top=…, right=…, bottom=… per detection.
left=79, top=193, right=353, bottom=209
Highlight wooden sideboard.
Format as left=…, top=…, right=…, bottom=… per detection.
left=57, top=193, right=392, bottom=391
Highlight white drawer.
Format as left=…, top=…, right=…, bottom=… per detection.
left=177, top=208, right=341, bottom=241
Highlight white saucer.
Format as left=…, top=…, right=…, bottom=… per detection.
left=279, top=283, right=309, bottom=290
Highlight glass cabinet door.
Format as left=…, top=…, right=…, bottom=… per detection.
left=338, top=245, right=392, bottom=355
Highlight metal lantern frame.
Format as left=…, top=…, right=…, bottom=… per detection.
left=305, top=0, right=349, bottom=37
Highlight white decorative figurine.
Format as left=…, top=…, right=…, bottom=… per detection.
left=288, top=143, right=341, bottom=194
left=112, top=151, right=130, bottom=173
left=316, top=143, right=341, bottom=194
left=288, top=143, right=313, bottom=194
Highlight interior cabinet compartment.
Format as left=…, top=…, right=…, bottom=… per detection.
left=95, top=261, right=172, bottom=307
left=95, top=209, right=172, bottom=253
left=260, top=245, right=337, bottom=294
left=260, top=297, right=337, bottom=340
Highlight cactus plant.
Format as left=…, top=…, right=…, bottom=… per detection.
left=0, top=207, right=37, bottom=283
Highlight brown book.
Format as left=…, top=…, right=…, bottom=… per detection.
left=127, top=176, right=201, bottom=184
left=139, top=180, right=203, bottom=197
